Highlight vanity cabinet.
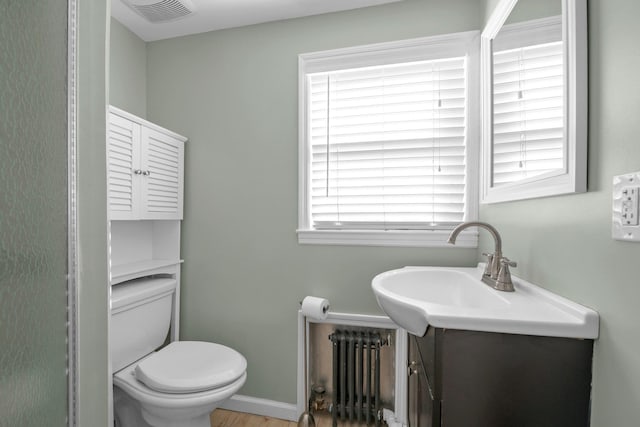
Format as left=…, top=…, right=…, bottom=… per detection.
left=108, top=106, right=186, bottom=221
left=408, top=334, right=439, bottom=427
left=408, top=328, right=593, bottom=427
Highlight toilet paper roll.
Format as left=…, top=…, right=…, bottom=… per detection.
left=301, top=296, right=330, bottom=320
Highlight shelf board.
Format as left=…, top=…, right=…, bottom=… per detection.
left=111, top=259, right=183, bottom=285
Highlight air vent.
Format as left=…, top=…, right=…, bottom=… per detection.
left=123, top=0, right=195, bottom=23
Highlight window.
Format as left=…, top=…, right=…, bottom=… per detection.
left=298, top=33, right=479, bottom=247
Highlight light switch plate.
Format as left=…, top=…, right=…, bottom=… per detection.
left=612, top=172, right=640, bottom=241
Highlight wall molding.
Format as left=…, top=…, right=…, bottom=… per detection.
left=219, top=394, right=298, bottom=421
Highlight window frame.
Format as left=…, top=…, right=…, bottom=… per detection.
left=297, top=32, right=481, bottom=247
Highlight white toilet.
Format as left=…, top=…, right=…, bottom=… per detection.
left=110, top=277, right=247, bottom=427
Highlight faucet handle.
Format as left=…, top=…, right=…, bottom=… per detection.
left=495, top=257, right=517, bottom=292
left=481, top=252, right=494, bottom=277
left=500, top=257, right=517, bottom=268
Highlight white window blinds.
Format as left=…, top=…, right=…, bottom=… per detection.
left=308, top=57, right=468, bottom=230
left=492, top=39, right=564, bottom=186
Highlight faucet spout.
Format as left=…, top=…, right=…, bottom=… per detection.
left=448, top=221, right=502, bottom=256
left=448, top=221, right=515, bottom=291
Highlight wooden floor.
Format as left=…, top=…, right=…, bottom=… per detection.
left=210, top=409, right=383, bottom=427
left=210, top=409, right=297, bottom=427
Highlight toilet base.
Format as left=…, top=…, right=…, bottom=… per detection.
left=114, top=386, right=153, bottom=427
left=114, top=386, right=216, bottom=427
left=141, top=404, right=215, bottom=427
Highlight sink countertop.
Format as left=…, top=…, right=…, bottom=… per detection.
left=372, top=264, right=599, bottom=339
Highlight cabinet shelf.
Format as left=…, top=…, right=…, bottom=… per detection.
left=111, top=259, right=183, bottom=285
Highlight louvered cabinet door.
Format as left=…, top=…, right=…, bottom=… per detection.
left=140, top=127, right=184, bottom=220
left=107, top=113, right=142, bottom=220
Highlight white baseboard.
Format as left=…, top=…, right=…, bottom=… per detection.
left=219, top=394, right=298, bottom=422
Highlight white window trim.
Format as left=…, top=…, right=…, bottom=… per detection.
left=297, top=32, right=480, bottom=247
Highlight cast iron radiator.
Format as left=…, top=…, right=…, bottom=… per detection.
left=328, top=329, right=389, bottom=426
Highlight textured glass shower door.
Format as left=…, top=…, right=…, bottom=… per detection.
left=0, top=1, right=71, bottom=425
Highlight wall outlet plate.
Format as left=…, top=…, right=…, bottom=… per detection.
left=612, top=172, right=640, bottom=241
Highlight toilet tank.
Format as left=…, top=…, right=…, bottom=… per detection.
left=110, top=277, right=177, bottom=372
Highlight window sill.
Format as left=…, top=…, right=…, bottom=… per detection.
left=296, top=229, right=478, bottom=248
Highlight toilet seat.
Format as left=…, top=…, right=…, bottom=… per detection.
left=135, top=341, right=247, bottom=394
left=114, top=356, right=247, bottom=410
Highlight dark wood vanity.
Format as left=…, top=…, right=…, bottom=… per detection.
left=408, top=327, right=594, bottom=427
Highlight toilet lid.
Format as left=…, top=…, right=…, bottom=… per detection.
left=134, top=341, right=247, bottom=394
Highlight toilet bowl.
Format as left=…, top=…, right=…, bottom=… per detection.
left=110, top=278, right=247, bottom=427
left=114, top=341, right=247, bottom=427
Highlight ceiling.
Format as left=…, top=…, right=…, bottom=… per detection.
left=112, top=0, right=403, bottom=42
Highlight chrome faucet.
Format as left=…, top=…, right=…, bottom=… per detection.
left=447, top=221, right=516, bottom=292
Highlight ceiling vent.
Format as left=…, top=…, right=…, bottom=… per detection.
left=123, top=0, right=196, bottom=23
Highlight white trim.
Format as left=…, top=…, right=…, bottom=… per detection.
left=480, top=0, right=588, bottom=204
left=481, top=0, right=518, bottom=40
left=392, top=327, right=408, bottom=426
left=297, top=311, right=408, bottom=426
left=296, top=312, right=305, bottom=420
left=465, top=31, right=481, bottom=225
left=219, top=395, right=298, bottom=421
left=298, top=32, right=481, bottom=247
left=300, top=31, right=480, bottom=74
left=297, top=229, right=478, bottom=247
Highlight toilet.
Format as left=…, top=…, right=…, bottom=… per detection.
left=110, top=277, right=247, bottom=427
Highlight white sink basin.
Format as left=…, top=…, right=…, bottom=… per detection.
left=372, top=264, right=599, bottom=339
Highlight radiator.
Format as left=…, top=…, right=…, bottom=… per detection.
left=329, top=329, right=389, bottom=426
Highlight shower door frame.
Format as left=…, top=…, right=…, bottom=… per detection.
left=67, top=0, right=79, bottom=425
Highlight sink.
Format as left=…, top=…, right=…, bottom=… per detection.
left=376, top=268, right=510, bottom=309
left=372, top=264, right=599, bottom=339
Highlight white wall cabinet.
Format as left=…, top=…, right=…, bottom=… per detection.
left=107, top=106, right=187, bottom=344
left=108, top=106, right=186, bottom=220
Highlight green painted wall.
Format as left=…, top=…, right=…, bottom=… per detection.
left=0, top=2, right=69, bottom=425
left=506, top=0, right=561, bottom=24
left=110, top=17, right=147, bottom=118
left=479, top=0, right=640, bottom=424
left=146, top=0, right=480, bottom=403
left=482, top=0, right=561, bottom=26
left=482, top=0, right=502, bottom=24
left=111, top=0, right=640, bottom=422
